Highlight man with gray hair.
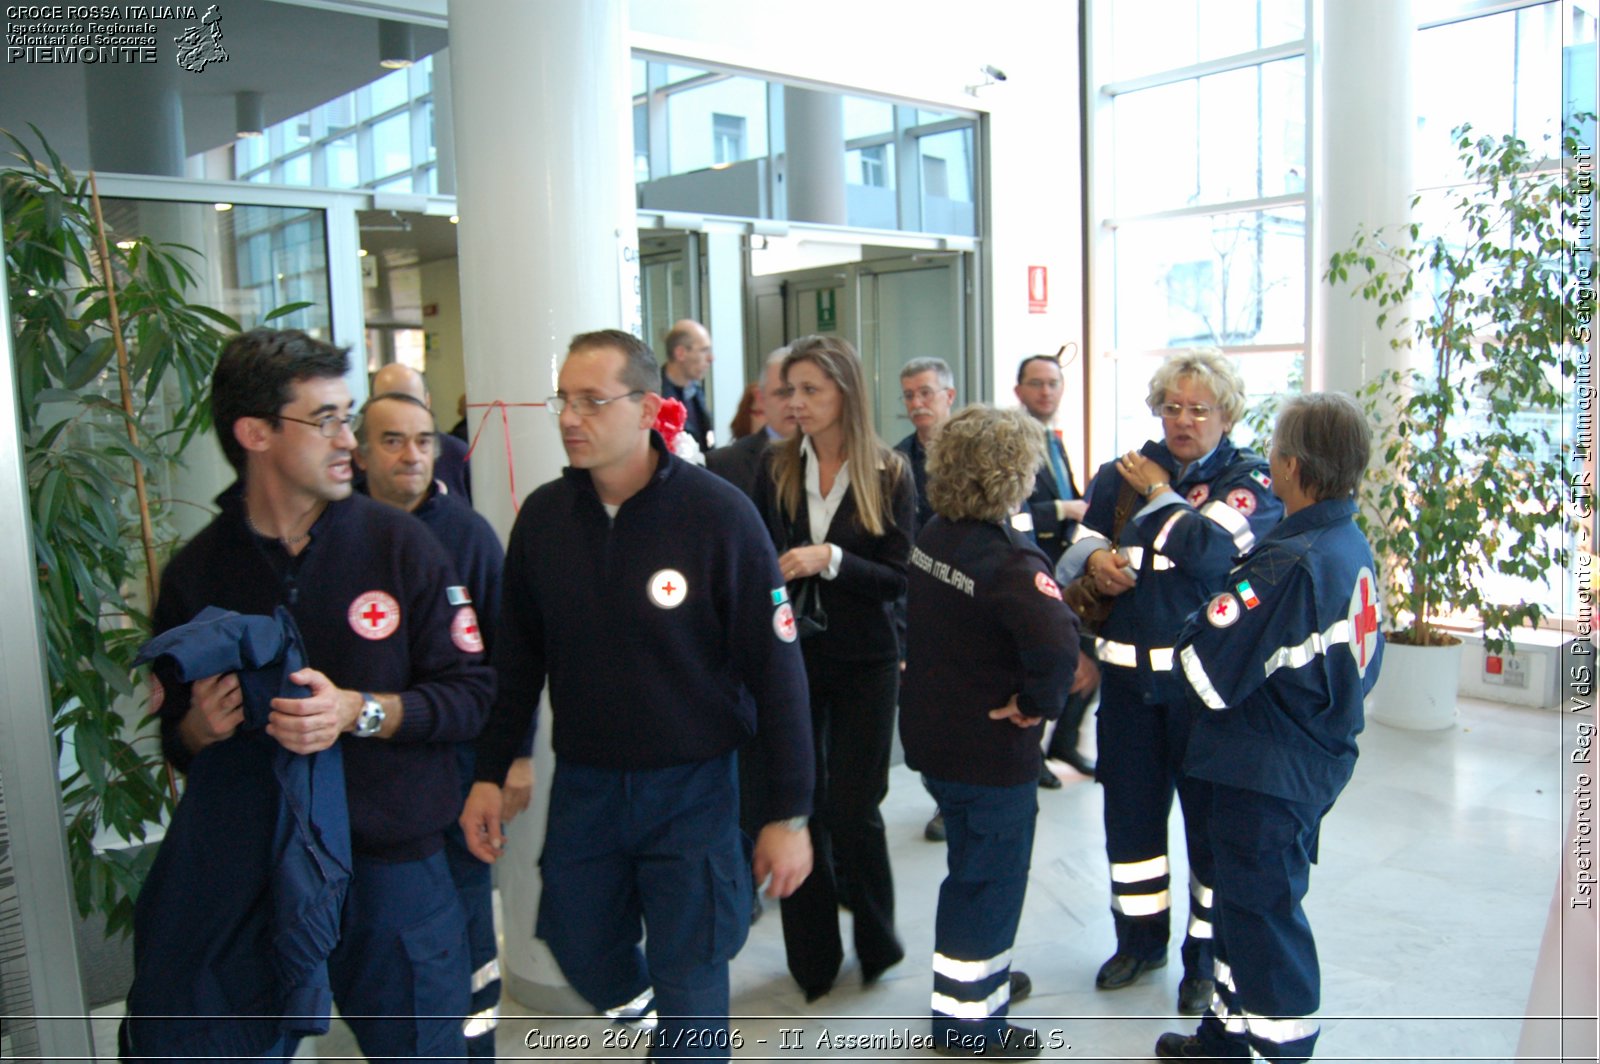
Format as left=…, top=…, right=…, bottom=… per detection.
left=662, top=318, right=716, bottom=451
left=707, top=347, right=795, bottom=499
left=894, top=357, right=957, bottom=531
left=1156, top=392, right=1382, bottom=1062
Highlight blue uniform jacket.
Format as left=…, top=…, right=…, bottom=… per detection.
left=126, top=607, right=351, bottom=1056
left=1177, top=497, right=1384, bottom=806
left=1059, top=436, right=1282, bottom=703
left=477, top=433, right=815, bottom=820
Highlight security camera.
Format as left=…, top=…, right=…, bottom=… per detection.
left=983, top=65, right=1008, bottom=82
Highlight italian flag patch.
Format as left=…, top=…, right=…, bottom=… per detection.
left=1236, top=580, right=1260, bottom=609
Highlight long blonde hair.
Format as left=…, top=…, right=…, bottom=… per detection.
left=770, top=335, right=905, bottom=537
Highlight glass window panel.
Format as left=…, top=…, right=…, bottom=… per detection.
left=1108, top=0, right=1304, bottom=80
left=423, top=101, right=436, bottom=162
left=325, top=134, right=359, bottom=188
left=666, top=76, right=767, bottom=174
left=374, top=173, right=414, bottom=192
left=634, top=102, right=650, bottom=182
left=633, top=57, right=648, bottom=97
left=847, top=143, right=894, bottom=189
left=279, top=152, right=311, bottom=186
left=1113, top=207, right=1305, bottom=350
left=321, top=94, right=355, bottom=134
left=712, top=112, right=746, bottom=164
left=234, top=134, right=267, bottom=177
left=844, top=96, right=894, bottom=140
left=1112, top=58, right=1303, bottom=215
left=369, top=67, right=409, bottom=114
left=664, top=64, right=709, bottom=86
left=918, top=128, right=974, bottom=234
left=372, top=112, right=412, bottom=177
left=1415, top=13, right=1517, bottom=187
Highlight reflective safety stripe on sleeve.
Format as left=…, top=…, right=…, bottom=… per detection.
left=1071, top=523, right=1108, bottom=545
left=933, top=949, right=1013, bottom=983
left=1213, top=958, right=1237, bottom=992
left=1097, top=638, right=1175, bottom=671
left=1179, top=645, right=1229, bottom=710
left=1111, top=888, right=1171, bottom=916
left=604, top=987, right=655, bottom=1020
left=1262, top=620, right=1351, bottom=679
left=1186, top=913, right=1214, bottom=939
left=1199, top=499, right=1256, bottom=551
left=1120, top=546, right=1176, bottom=571
left=1191, top=879, right=1215, bottom=909
left=931, top=981, right=1012, bottom=1019
left=1152, top=510, right=1187, bottom=552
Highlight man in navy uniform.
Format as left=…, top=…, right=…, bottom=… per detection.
left=460, top=329, right=814, bottom=1061
left=129, top=329, right=494, bottom=1061
left=706, top=346, right=795, bottom=500
left=355, top=389, right=509, bottom=1056
left=371, top=361, right=473, bottom=501
left=1156, top=392, right=1383, bottom=1062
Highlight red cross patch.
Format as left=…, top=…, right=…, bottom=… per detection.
left=648, top=569, right=688, bottom=609
left=348, top=590, right=401, bottom=641
left=1205, top=592, right=1241, bottom=628
left=773, top=602, right=797, bottom=643
left=451, top=606, right=484, bottom=654
left=1186, top=484, right=1210, bottom=506
left=1226, top=488, right=1257, bottom=515
left=1347, top=566, right=1380, bottom=676
left=1035, top=572, right=1062, bottom=600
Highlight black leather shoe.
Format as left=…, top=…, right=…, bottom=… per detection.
left=1177, top=974, right=1214, bottom=1015
left=1094, top=950, right=1167, bottom=989
left=1154, top=1031, right=1219, bottom=1059
left=1058, top=749, right=1096, bottom=778
left=1038, top=765, right=1063, bottom=789
left=802, top=982, right=833, bottom=1003
left=1009, top=970, right=1032, bottom=1004
left=925, top=812, right=947, bottom=842
left=933, top=1023, right=1043, bottom=1058
left=862, top=941, right=906, bottom=984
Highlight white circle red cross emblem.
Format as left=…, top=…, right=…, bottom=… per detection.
left=649, top=569, right=688, bottom=609
left=348, top=590, right=401, bottom=641
left=1347, top=566, right=1380, bottom=676
left=1205, top=592, right=1241, bottom=628
left=451, top=606, right=484, bottom=654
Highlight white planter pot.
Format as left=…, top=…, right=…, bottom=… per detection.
left=1367, top=639, right=1463, bottom=731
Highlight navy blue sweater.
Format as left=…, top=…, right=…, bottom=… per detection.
left=477, top=434, right=815, bottom=821
left=155, top=487, right=496, bottom=860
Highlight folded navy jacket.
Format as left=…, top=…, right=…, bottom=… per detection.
left=122, top=607, right=352, bottom=1061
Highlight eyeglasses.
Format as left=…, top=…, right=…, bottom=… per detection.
left=547, top=390, right=644, bottom=416
left=370, top=431, right=436, bottom=456
left=901, top=387, right=947, bottom=404
left=277, top=412, right=356, bottom=438
left=1159, top=403, right=1214, bottom=422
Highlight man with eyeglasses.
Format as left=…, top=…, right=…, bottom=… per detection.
left=1056, top=350, right=1281, bottom=1017
left=461, top=329, right=814, bottom=1062
left=355, top=389, right=510, bottom=1058
left=707, top=346, right=796, bottom=500
left=894, top=357, right=957, bottom=532
left=1012, top=353, right=1099, bottom=789
left=124, top=329, right=495, bottom=1061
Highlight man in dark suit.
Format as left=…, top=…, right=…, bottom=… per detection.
left=1014, top=353, right=1097, bottom=783
left=661, top=319, right=716, bottom=451
left=707, top=347, right=794, bottom=499
left=893, top=357, right=956, bottom=533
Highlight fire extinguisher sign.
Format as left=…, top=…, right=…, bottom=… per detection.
left=1028, top=265, right=1048, bottom=314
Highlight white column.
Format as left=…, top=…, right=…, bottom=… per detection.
left=449, top=0, right=638, bottom=1011
left=1315, top=0, right=1415, bottom=393
left=782, top=86, right=847, bottom=225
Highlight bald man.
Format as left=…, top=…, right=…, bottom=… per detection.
left=661, top=319, right=715, bottom=451
left=370, top=362, right=473, bottom=501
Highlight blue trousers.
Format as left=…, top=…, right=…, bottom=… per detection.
left=445, top=742, right=501, bottom=1058
left=323, top=850, right=471, bottom=1063
left=1096, top=665, right=1214, bottom=975
left=538, top=753, right=752, bottom=1062
left=924, top=775, right=1038, bottom=1050
left=1196, top=784, right=1324, bottom=1062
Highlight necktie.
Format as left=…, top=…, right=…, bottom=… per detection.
left=1048, top=431, right=1071, bottom=501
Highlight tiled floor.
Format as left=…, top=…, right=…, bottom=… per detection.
left=93, top=694, right=1586, bottom=1061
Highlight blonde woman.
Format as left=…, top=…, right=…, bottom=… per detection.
left=753, top=335, right=915, bottom=1001
left=900, top=405, right=1081, bottom=1057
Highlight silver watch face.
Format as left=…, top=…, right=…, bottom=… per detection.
left=356, top=698, right=384, bottom=737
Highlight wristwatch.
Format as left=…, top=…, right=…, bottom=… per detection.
left=1144, top=481, right=1170, bottom=498
left=353, top=692, right=385, bottom=738
left=778, top=815, right=809, bottom=833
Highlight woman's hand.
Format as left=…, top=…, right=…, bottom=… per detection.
left=779, top=545, right=832, bottom=581
left=1114, top=450, right=1166, bottom=496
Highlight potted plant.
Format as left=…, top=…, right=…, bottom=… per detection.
left=4, top=126, right=308, bottom=940
left=1326, top=118, right=1592, bottom=728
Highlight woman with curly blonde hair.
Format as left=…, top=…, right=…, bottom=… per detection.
left=900, top=405, right=1081, bottom=1056
left=752, top=334, right=915, bottom=1001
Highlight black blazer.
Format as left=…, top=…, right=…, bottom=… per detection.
left=706, top=430, right=774, bottom=501
left=1024, top=430, right=1080, bottom=565
left=753, top=448, right=914, bottom=665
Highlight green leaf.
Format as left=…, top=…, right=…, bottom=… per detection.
left=62, top=335, right=115, bottom=389
left=262, top=301, right=315, bottom=323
